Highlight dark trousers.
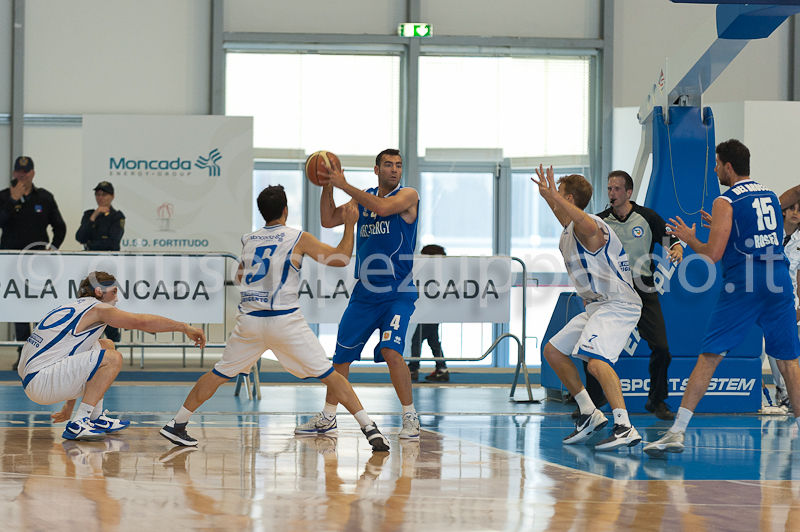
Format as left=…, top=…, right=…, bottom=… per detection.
left=584, top=284, right=672, bottom=406
left=105, top=327, right=121, bottom=343
left=14, top=322, right=31, bottom=350
left=407, top=324, right=447, bottom=371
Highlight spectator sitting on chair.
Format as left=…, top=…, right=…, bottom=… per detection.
left=408, top=244, right=449, bottom=383
left=76, top=181, right=125, bottom=343
left=0, top=156, right=67, bottom=371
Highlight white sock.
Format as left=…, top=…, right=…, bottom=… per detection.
left=670, top=407, right=693, bottom=433
left=323, top=402, right=338, bottom=418
left=174, top=406, right=193, bottom=424
left=574, top=389, right=595, bottom=416
left=89, top=399, right=104, bottom=421
left=72, top=402, right=94, bottom=422
left=353, top=409, right=372, bottom=429
left=402, top=404, right=416, bottom=415
left=612, top=408, right=630, bottom=427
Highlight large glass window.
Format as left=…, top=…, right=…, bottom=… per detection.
left=225, top=45, right=598, bottom=368
left=419, top=171, right=494, bottom=256
left=418, top=55, right=591, bottom=159
left=226, top=52, right=400, bottom=157
left=252, top=167, right=303, bottom=231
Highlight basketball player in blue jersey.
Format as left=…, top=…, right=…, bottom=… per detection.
left=645, top=139, right=800, bottom=457
left=18, top=271, right=207, bottom=441
left=161, top=186, right=391, bottom=452
left=532, top=166, right=643, bottom=451
left=295, top=149, right=422, bottom=440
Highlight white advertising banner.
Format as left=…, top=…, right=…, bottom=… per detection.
left=82, top=115, right=253, bottom=255
left=298, top=256, right=512, bottom=324
left=0, top=252, right=226, bottom=323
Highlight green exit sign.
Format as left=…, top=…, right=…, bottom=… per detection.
left=398, top=23, right=433, bottom=38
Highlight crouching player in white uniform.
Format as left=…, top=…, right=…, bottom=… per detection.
left=160, top=186, right=391, bottom=452
left=532, top=165, right=643, bottom=451
left=19, top=271, right=207, bottom=441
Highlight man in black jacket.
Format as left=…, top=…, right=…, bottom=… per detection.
left=76, top=181, right=125, bottom=342
left=0, top=156, right=67, bottom=369
left=76, top=181, right=125, bottom=252
left=578, top=170, right=683, bottom=421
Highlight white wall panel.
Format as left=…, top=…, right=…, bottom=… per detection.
left=24, top=0, right=210, bottom=114
left=421, top=0, right=601, bottom=39
left=614, top=0, right=791, bottom=108
left=23, top=125, right=83, bottom=251
left=0, top=125, right=9, bottom=175
left=0, top=0, right=11, bottom=114
left=225, top=0, right=405, bottom=35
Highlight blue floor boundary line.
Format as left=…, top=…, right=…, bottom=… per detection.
left=0, top=370, right=540, bottom=385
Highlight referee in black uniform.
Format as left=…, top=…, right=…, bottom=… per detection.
left=578, top=170, right=684, bottom=421
left=76, top=181, right=125, bottom=342
left=0, top=156, right=67, bottom=369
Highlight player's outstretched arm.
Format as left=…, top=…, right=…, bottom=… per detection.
left=667, top=197, right=732, bottom=263
left=780, top=184, right=800, bottom=210
left=531, top=164, right=605, bottom=252
left=88, top=305, right=206, bottom=348
left=296, top=203, right=358, bottom=267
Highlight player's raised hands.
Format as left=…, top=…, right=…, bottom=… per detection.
left=317, top=156, right=347, bottom=189
left=531, top=164, right=558, bottom=202
left=700, top=209, right=713, bottom=229
left=341, top=202, right=359, bottom=226
left=666, top=216, right=695, bottom=243
left=667, top=243, right=684, bottom=264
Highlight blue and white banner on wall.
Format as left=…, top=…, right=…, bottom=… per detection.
left=82, top=115, right=253, bottom=255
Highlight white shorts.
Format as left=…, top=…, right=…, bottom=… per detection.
left=23, top=348, right=106, bottom=405
left=214, top=310, right=334, bottom=380
left=548, top=300, right=641, bottom=365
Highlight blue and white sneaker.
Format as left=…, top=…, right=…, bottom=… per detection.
left=399, top=412, right=420, bottom=441
left=91, top=410, right=130, bottom=433
left=294, top=412, right=338, bottom=435
left=62, top=417, right=106, bottom=442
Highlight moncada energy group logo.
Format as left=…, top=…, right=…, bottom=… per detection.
left=107, top=149, right=223, bottom=177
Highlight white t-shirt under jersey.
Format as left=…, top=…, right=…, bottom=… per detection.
left=237, top=224, right=304, bottom=314
left=19, top=298, right=107, bottom=378
left=559, top=214, right=642, bottom=307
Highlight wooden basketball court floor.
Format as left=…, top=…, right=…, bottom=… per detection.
left=0, top=383, right=798, bottom=531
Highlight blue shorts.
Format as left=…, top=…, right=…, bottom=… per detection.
left=702, top=263, right=800, bottom=359
left=334, top=282, right=417, bottom=364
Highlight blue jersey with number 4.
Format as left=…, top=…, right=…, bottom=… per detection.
left=354, top=184, right=418, bottom=292
left=719, top=179, right=786, bottom=276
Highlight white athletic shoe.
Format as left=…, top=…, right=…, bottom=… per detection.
left=91, top=410, right=131, bottom=433
left=294, top=412, right=338, bottom=435
left=563, top=409, right=608, bottom=445
left=594, top=424, right=642, bottom=451
left=399, top=412, right=420, bottom=441
left=776, top=387, right=791, bottom=408
left=643, top=430, right=685, bottom=457
left=62, top=417, right=106, bottom=442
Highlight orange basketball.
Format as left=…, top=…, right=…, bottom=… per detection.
left=305, top=151, right=340, bottom=186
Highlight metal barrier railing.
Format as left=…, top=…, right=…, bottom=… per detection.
left=0, top=250, right=240, bottom=369
left=1, top=252, right=537, bottom=402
